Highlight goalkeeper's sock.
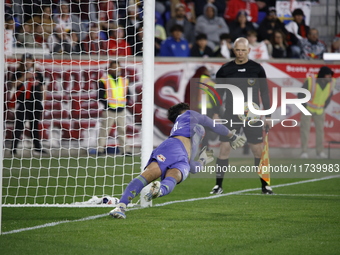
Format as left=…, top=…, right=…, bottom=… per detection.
left=216, top=158, right=229, bottom=187
left=159, top=177, right=177, bottom=197
left=119, top=175, right=148, bottom=205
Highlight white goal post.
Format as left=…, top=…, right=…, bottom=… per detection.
left=1, top=0, right=155, bottom=212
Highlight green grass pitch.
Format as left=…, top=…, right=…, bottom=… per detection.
left=1, top=157, right=339, bottom=255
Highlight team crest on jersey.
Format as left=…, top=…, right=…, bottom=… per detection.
left=157, top=154, right=166, bottom=162
left=248, top=78, right=256, bottom=86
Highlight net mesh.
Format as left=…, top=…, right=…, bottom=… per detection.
left=3, top=0, right=145, bottom=205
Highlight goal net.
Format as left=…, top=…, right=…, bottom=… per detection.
left=2, top=0, right=154, bottom=206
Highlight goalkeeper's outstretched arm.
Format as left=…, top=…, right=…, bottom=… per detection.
left=191, top=110, right=247, bottom=149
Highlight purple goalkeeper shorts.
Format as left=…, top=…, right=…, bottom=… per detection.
left=145, top=137, right=190, bottom=183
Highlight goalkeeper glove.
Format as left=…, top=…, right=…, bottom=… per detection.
left=228, top=130, right=247, bottom=150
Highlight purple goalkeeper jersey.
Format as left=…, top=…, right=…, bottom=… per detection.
left=170, top=110, right=230, bottom=138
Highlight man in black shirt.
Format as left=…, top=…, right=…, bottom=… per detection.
left=212, top=37, right=273, bottom=195
left=10, top=53, right=47, bottom=156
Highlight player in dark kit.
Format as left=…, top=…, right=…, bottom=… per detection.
left=10, top=53, right=47, bottom=156
left=211, top=37, right=273, bottom=195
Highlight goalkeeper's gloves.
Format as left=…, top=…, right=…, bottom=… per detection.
left=228, top=129, right=247, bottom=150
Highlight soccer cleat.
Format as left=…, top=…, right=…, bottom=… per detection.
left=317, top=152, right=327, bottom=159
left=11, top=149, right=17, bottom=157
left=33, top=149, right=49, bottom=156
left=109, top=203, right=127, bottom=219
left=199, top=146, right=214, bottom=165
left=300, top=152, right=309, bottom=159
left=144, top=181, right=162, bottom=202
left=262, top=186, right=274, bottom=195
left=210, top=185, right=223, bottom=195
left=97, top=150, right=106, bottom=157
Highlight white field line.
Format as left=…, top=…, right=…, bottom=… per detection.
left=2, top=174, right=339, bottom=235
left=236, top=193, right=340, bottom=197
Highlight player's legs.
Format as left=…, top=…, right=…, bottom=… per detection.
left=31, top=109, right=43, bottom=150
left=109, top=162, right=162, bottom=219
left=116, top=108, right=132, bottom=154
left=145, top=168, right=182, bottom=201
left=313, top=112, right=325, bottom=157
left=300, top=113, right=311, bottom=157
left=98, top=110, right=116, bottom=154
left=210, top=141, right=231, bottom=194
left=12, top=108, right=26, bottom=154
left=249, top=142, right=263, bottom=158
left=119, top=161, right=161, bottom=206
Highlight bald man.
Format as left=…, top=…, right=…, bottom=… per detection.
left=211, top=37, right=273, bottom=195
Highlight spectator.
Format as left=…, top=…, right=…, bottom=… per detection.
left=9, top=53, right=47, bottom=156
left=97, top=0, right=119, bottom=39
left=16, top=23, right=36, bottom=48
left=331, top=33, right=340, bottom=52
left=229, top=10, right=257, bottom=42
left=33, top=24, right=46, bottom=47
left=224, top=0, right=259, bottom=23
left=166, top=3, right=195, bottom=47
left=255, top=0, right=272, bottom=13
left=107, top=26, right=132, bottom=56
left=135, top=26, right=144, bottom=56
left=27, top=5, right=56, bottom=43
left=81, top=23, right=108, bottom=55
left=195, top=3, right=229, bottom=50
left=214, top=33, right=234, bottom=58
left=5, top=15, right=17, bottom=48
left=123, top=5, right=143, bottom=55
left=53, top=1, right=87, bottom=41
left=70, top=29, right=81, bottom=54
left=47, top=25, right=78, bottom=54
left=269, top=29, right=291, bottom=58
left=285, top=8, right=310, bottom=58
left=190, top=33, right=214, bottom=57
left=97, top=60, right=132, bottom=156
left=155, top=21, right=166, bottom=43
left=247, top=30, right=270, bottom=60
left=195, top=0, right=226, bottom=18
left=155, top=0, right=168, bottom=16
left=300, top=28, right=327, bottom=60
left=155, top=21, right=167, bottom=56
left=299, top=66, right=335, bottom=159
left=159, top=24, right=190, bottom=57
left=171, top=0, right=196, bottom=24
left=69, top=0, right=98, bottom=24
left=257, top=7, right=287, bottom=42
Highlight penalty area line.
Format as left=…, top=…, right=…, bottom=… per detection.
left=2, top=174, right=339, bottom=235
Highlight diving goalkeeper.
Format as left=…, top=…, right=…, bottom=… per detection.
left=109, top=103, right=246, bottom=219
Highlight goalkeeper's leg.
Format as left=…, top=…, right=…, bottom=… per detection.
left=110, top=162, right=161, bottom=219
left=144, top=168, right=182, bottom=202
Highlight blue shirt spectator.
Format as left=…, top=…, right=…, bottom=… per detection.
left=159, top=24, right=190, bottom=57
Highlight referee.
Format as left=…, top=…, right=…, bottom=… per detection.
left=211, top=37, right=273, bottom=195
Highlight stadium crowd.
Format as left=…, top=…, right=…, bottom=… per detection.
left=4, top=0, right=338, bottom=59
